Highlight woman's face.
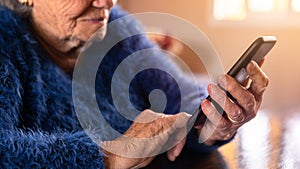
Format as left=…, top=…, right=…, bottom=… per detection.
left=28, top=0, right=117, bottom=71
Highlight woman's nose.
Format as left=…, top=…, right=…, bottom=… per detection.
left=92, top=0, right=117, bottom=9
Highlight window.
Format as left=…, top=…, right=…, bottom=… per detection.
left=210, top=0, right=300, bottom=27
left=291, top=0, right=300, bottom=12
left=248, top=0, right=275, bottom=12
left=214, top=0, right=247, bottom=20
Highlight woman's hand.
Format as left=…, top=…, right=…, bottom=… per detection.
left=101, top=109, right=190, bottom=169
left=196, top=60, right=269, bottom=145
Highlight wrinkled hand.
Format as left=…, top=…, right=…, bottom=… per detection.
left=101, top=109, right=191, bottom=169
left=196, top=60, right=269, bottom=145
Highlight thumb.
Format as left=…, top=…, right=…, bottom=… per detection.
left=165, top=112, right=190, bottom=161
left=167, top=136, right=186, bottom=161
left=170, top=112, right=191, bottom=130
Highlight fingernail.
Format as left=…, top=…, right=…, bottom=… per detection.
left=247, top=61, right=256, bottom=70
left=202, top=99, right=210, bottom=106
left=219, top=75, right=227, bottom=87
left=168, top=153, right=175, bottom=161
left=207, top=84, right=213, bottom=94
left=175, top=148, right=181, bottom=158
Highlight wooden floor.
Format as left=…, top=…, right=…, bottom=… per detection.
left=144, top=111, right=300, bottom=169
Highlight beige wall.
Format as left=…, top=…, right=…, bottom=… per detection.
left=117, top=0, right=300, bottom=114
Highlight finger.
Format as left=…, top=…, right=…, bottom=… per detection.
left=198, top=121, right=234, bottom=145
left=246, top=61, right=270, bottom=99
left=201, top=99, right=239, bottom=140
left=155, top=112, right=189, bottom=158
left=134, top=157, right=155, bottom=169
left=164, top=112, right=191, bottom=137
left=167, top=137, right=186, bottom=161
left=198, top=120, right=236, bottom=143
left=164, top=117, right=188, bottom=161
left=218, top=75, right=256, bottom=117
left=231, top=59, right=266, bottom=89
left=198, top=120, right=218, bottom=145
left=125, top=110, right=190, bottom=138
left=242, top=77, right=252, bottom=88
left=134, top=109, right=167, bottom=123
left=201, top=99, right=229, bottom=128
left=172, top=112, right=192, bottom=129
left=214, top=129, right=236, bottom=141
left=207, top=84, right=245, bottom=125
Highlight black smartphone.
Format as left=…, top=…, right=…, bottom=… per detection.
left=191, top=36, right=277, bottom=127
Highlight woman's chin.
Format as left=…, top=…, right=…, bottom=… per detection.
left=61, top=58, right=77, bottom=73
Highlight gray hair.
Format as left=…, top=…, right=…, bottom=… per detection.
left=0, top=0, right=31, bottom=18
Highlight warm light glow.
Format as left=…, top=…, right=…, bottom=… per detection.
left=248, top=0, right=274, bottom=12
left=280, top=115, right=300, bottom=168
left=213, top=0, right=300, bottom=23
left=214, top=0, right=246, bottom=20
left=239, top=111, right=271, bottom=169
left=276, top=0, right=289, bottom=12
left=291, top=0, right=300, bottom=12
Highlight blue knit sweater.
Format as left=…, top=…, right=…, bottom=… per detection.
left=0, top=5, right=228, bottom=169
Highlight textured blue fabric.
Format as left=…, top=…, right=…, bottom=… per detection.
left=0, top=5, right=230, bottom=168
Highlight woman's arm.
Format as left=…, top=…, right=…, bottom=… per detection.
left=0, top=56, right=105, bottom=169
left=0, top=130, right=104, bottom=168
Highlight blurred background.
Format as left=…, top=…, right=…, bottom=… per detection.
left=118, top=0, right=300, bottom=115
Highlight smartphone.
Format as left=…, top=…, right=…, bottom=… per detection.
left=191, top=36, right=277, bottom=127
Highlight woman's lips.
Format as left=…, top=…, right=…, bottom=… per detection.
left=77, top=8, right=110, bottom=25
left=85, top=18, right=106, bottom=24
left=78, top=16, right=108, bottom=25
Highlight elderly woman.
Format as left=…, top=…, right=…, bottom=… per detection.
left=0, top=0, right=269, bottom=168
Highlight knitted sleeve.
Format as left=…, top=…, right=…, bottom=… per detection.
left=0, top=54, right=105, bottom=168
